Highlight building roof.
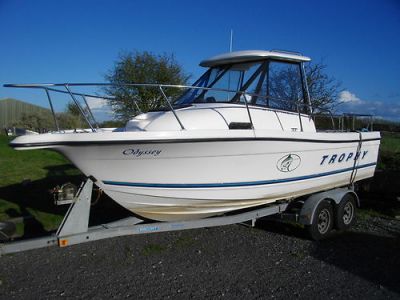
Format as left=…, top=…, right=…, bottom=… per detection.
left=0, top=98, right=50, bottom=128
left=200, top=50, right=311, bottom=67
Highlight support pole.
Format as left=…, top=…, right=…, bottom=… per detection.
left=57, top=179, right=93, bottom=246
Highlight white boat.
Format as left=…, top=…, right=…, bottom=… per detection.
left=6, top=50, right=381, bottom=221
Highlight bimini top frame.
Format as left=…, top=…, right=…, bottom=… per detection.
left=200, top=50, right=311, bottom=67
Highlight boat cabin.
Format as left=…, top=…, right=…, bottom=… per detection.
left=176, top=50, right=311, bottom=110
left=126, top=50, right=316, bottom=132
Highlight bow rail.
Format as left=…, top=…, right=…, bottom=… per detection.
left=4, top=82, right=330, bottom=132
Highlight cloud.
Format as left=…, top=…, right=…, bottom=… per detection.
left=336, top=91, right=400, bottom=122
left=85, top=96, right=114, bottom=122
left=338, top=90, right=362, bottom=104
left=86, top=96, right=109, bottom=110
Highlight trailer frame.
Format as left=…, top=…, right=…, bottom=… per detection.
left=0, top=178, right=357, bottom=255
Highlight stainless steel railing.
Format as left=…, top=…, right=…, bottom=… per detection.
left=4, top=82, right=327, bottom=133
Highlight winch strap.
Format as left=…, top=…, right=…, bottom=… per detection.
left=349, top=131, right=363, bottom=186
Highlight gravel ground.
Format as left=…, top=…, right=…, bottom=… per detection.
left=0, top=213, right=399, bottom=299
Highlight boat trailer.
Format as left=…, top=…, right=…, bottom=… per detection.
left=0, top=178, right=358, bottom=255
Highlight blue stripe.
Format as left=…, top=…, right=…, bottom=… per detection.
left=103, top=162, right=376, bottom=189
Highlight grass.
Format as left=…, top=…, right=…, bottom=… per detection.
left=174, top=235, right=195, bottom=248
left=380, top=132, right=400, bottom=153
left=378, top=132, right=400, bottom=170
left=141, top=243, right=166, bottom=256
left=0, top=136, right=80, bottom=187
left=357, top=208, right=387, bottom=221
left=0, top=135, right=82, bottom=236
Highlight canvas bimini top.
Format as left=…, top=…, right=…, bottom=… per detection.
left=200, top=50, right=311, bottom=67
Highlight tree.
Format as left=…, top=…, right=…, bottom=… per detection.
left=104, top=51, right=190, bottom=121
left=65, top=102, right=90, bottom=128
left=57, top=112, right=86, bottom=129
left=266, top=61, right=341, bottom=112
left=14, top=112, right=54, bottom=132
left=266, top=62, right=305, bottom=112
left=305, top=62, right=341, bottom=111
left=66, top=101, right=82, bottom=117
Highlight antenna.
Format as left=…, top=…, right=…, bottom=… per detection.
left=229, top=29, right=233, bottom=52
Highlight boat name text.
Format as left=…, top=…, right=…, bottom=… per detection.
left=122, top=148, right=162, bottom=157
left=320, top=151, right=368, bottom=165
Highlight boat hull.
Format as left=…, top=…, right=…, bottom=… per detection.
left=39, top=131, right=380, bottom=221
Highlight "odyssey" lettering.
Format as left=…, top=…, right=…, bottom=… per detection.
left=122, top=148, right=162, bottom=157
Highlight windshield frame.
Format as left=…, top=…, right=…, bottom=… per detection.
left=172, top=58, right=311, bottom=114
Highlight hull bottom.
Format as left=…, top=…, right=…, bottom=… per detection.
left=102, top=166, right=375, bottom=221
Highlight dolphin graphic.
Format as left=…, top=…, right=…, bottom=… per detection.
left=281, top=154, right=293, bottom=172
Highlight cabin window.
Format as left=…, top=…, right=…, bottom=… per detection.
left=199, top=62, right=265, bottom=103
left=237, top=63, right=266, bottom=104
left=203, top=67, right=243, bottom=102
left=264, top=61, right=305, bottom=112
left=173, top=62, right=265, bottom=105
left=174, top=68, right=225, bottom=105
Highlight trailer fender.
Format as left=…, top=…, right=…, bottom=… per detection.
left=298, top=188, right=359, bottom=225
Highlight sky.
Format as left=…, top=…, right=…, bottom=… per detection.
left=0, top=0, right=399, bottom=120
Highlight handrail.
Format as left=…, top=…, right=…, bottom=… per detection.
left=44, top=88, right=60, bottom=131
left=270, top=49, right=303, bottom=56
left=4, top=82, right=338, bottom=133
left=4, top=83, right=262, bottom=132
left=158, top=86, right=185, bottom=130
left=340, top=113, right=374, bottom=131
left=64, top=85, right=95, bottom=132
left=302, top=104, right=336, bottom=130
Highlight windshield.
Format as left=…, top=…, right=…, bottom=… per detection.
left=174, top=61, right=265, bottom=106
left=173, top=60, right=307, bottom=113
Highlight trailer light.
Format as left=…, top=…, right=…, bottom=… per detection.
left=59, top=239, right=69, bottom=247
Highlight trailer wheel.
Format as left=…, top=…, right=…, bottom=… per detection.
left=306, top=200, right=333, bottom=240
left=335, top=194, right=356, bottom=231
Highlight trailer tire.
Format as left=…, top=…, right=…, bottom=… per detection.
left=335, top=194, right=356, bottom=231
left=306, top=200, right=333, bottom=240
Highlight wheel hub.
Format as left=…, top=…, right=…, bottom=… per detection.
left=317, top=209, right=331, bottom=234
left=342, top=202, right=354, bottom=225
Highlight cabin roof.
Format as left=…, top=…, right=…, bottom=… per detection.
left=200, top=50, right=311, bottom=67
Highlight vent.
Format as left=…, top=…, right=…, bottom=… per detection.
left=228, top=122, right=253, bottom=130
